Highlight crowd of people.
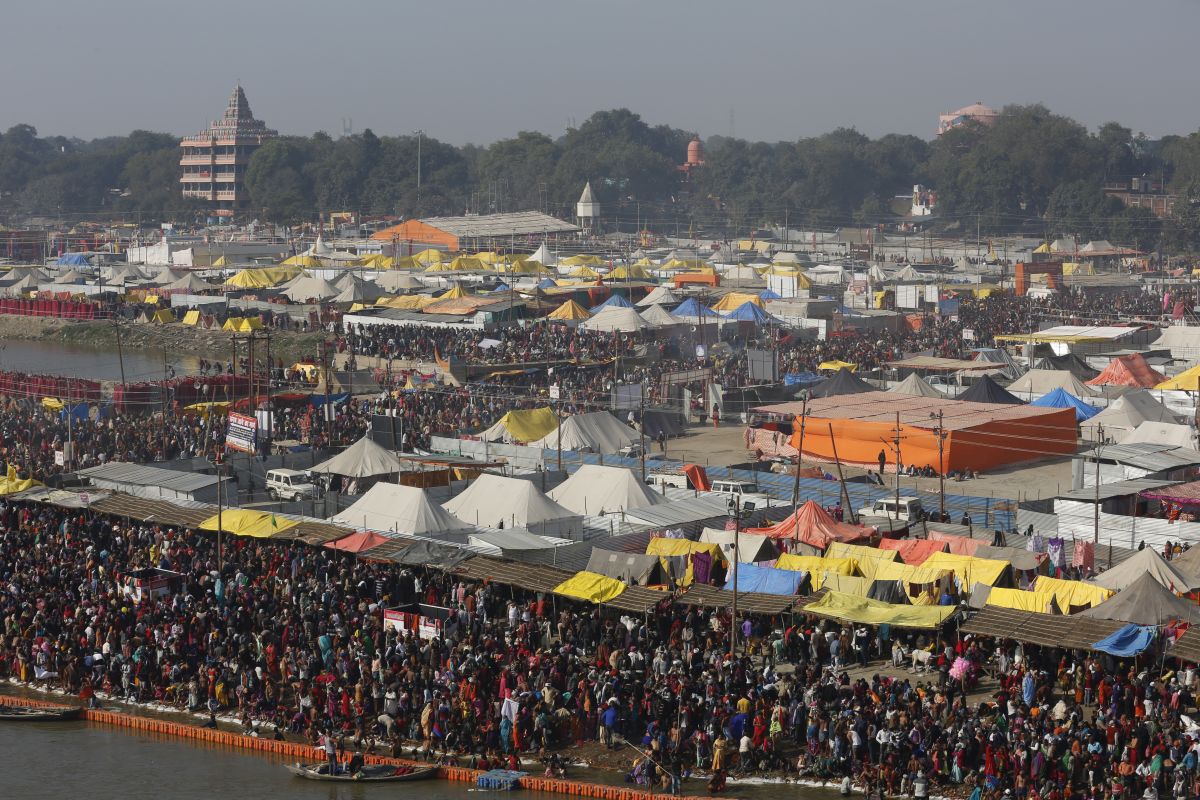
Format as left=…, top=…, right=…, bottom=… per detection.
left=3, top=497, right=1200, bottom=799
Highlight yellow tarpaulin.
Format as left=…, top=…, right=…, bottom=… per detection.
left=487, top=407, right=559, bottom=443
left=548, top=300, right=591, bottom=321
left=1034, top=575, right=1113, bottom=611
left=143, top=295, right=160, bottom=305
left=0, top=465, right=43, bottom=496
left=222, top=317, right=243, bottom=332
left=553, top=571, right=628, bottom=604
left=561, top=254, right=604, bottom=266
left=606, top=265, right=653, bottom=280
left=923, top=552, right=1009, bottom=587
left=412, top=248, right=446, bottom=265
left=182, top=401, right=230, bottom=418
left=710, top=292, right=764, bottom=312
left=440, top=286, right=470, bottom=299
left=646, top=538, right=727, bottom=585
left=198, top=509, right=297, bottom=538
left=281, top=255, right=324, bottom=268
left=181, top=310, right=201, bottom=326
left=225, top=265, right=303, bottom=288
left=805, top=590, right=955, bottom=629
left=41, top=397, right=64, bottom=410
left=236, top=317, right=263, bottom=332
left=872, top=560, right=950, bottom=586
left=775, top=554, right=856, bottom=590
left=820, top=572, right=873, bottom=597
left=984, top=586, right=1058, bottom=613
left=448, top=257, right=486, bottom=271
left=377, top=294, right=435, bottom=310
left=1156, top=364, right=1200, bottom=391
left=152, top=309, right=173, bottom=324
left=818, top=360, right=857, bottom=372
left=568, top=266, right=601, bottom=279
left=826, top=543, right=898, bottom=580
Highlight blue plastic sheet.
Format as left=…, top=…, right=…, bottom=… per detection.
left=1031, top=387, right=1099, bottom=421
left=723, top=563, right=804, bottom=596
left=1091, top=624, right=1155, bottom=657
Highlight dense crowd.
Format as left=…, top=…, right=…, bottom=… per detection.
left=3, top=500, right=1200, bottom=798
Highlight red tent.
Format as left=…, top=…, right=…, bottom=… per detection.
left=877, top=538, right=947, bottom=565
left=746, top=500, right=869, bottom=549
left=1086, top=354, right=1165, bottom=388
left=324, top=530, right=390, bottom=554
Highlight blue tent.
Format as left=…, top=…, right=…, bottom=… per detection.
left=672, top=298, right=720, bottom=319
left=589, top=294, right=633, bottom=313
left=759, top=288, right=782, bottom=300
left=1091, top=624, right=1156, bottom=657
left=723, top=563, right=804, bottom=596
left=490, top=282, right=511, bottom=293
left=536, top=278, right=557, bottom=289
left=784, top=372, right=823, bottom=387
left=723, top=301, right=780, bottom=323
left=57, top=253, right=90, bottom=266
left=1031, top=387, right=1099, bottom=421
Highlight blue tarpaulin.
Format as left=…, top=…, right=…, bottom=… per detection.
left=57, top=253, right=90, bottom=266
left=310, top=392, right=351, bottom=407
left=536, top=278, right=557, bottom=289
left=1091, top=624, right=1156, bottom=657
left=759, top=289, right=782, bottom=300
left=784, top=372, right=823, bottom=387
left=723, top=563, right=804, bottom=596
left=589, top=294, right=633, bottom=313
left=723, top=301, right=781, bottom=324
left=1031, top=387, right=1099, bottom=421
left=672, top=298, right=720, bottom=318
left=491, top=282, right=511, bottom=293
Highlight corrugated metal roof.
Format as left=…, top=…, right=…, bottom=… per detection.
left=420, top=211, right=579, bottom=239
left=1055, top=478, right=1175, bottom=502
left=623, top=495, right=732, bottom=528
left=961, top=606, right=1125, bottom=650
left=1083, top=443, right=1200, bottom=472
left=77, top=462, right=228, bottom=494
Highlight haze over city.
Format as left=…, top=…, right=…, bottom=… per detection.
left=7, top=0, right=1200, bottom=143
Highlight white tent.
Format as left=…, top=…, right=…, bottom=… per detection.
left=1006, top=369, right=1096, bottom=398
left=3, top=274, right=41, bottom=293
left=547, top=464, right=664, bottom=515
left=698, top=527, right=779, bottom=563
left=721, top=265, right=763, bottom=283
left=1120, top=421, right=1197, bottom=450
left=808, top=265, right=847, bottom=285
left=376, top=272, right=425, bottom=293
left=866, top=265, right=889, bottom=283
left=525, top=411, right=639, bottom=454
left=53, top=268, right=88, bottom=284
left=970, top=347, right=1025, bottom=380
left=333, top=483, right=470, bottom=534
left=1081, top=390, right=1178, bottom=441
left=894, top=265, right=921, bottom=281
left=8, top=266, right=49, bottom=282
left=105, top=265, right=150, bottom=283
left=310, top=435, right=402, bottom=479
left=283, top=275, right=340, bottom=302
left=161, top=272, right=213, bottom=293
left=888, top=373, right=944, bottom=398
left=579, top=305, right=651, bottom=333
left=443, top=473, right=582, bottom=537
left=635, top=285, right=679, bottom=306
left=332, top=277, right=383, bottom=304
left=1089, top=547, right=1200, bottom=592
left=529, top=244, right=557, bottom=266
left=1154, top=326, right=1200, bottom=362
left=639, top=304, right=680, bottom=328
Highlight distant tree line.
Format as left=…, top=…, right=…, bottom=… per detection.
left=3, top=105, right=1200, bottom=250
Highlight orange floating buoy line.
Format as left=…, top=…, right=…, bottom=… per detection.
left=0, top=693, right=713, bottom=800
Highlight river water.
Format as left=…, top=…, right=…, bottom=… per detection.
left=0, top=339, right=207, bottom=382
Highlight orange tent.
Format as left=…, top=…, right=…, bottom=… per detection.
left=877, top=538, right=947, bottom=565
left=371, top=220, right=460, bottom=251
left=325, top=530, right=390, bottom=554
left=746, top=500, right=869, bottom=549
left=1085, top=354, right=1165, bottom=388
left=927, top=531, right=984, bottom=556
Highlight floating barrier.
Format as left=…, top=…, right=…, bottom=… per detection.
left=477, top=769, right=528, bottom=790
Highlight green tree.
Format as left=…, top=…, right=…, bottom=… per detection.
left=244, top=138, right=314, bottom=222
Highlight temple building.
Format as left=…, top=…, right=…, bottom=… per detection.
left=180, top=86, right=276, bottom=214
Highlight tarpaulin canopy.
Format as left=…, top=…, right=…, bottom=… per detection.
left=820, top=573, right=873, bottom=597
left=0, top=466, right=42, bottom=496
left=724, top=563, right=804, bottom=595
left=723, top=301, right=779, bottom=323
left=1089, top=547, right=1200, bottom=592
left=826, top=542, right=898, bottom=579
left=746, top=500, right=869, bottom=548
left=775, top=554, right=856, bottom=590
left=1081, top=571, right=1200, bottom=625
left=310, top=435, right=403, bottom=479
left=1031, top=388, right=1099, bottom=421
left=646, top=537, right=726, bottom=563
left=1034, top=575, right=1113, bottom=612
left=325, top=530, right=390, bottom=553
left=979, top=585, right=1058, bottom=613
left=807, top=368, right=874, bottom=398
left=870, top=559, right=951, bottom=586
left=1008, top=369, right=1096, bottom=398
left=818, top=360, right=857, bottom=372
left=923, top=551, right=1010, bottom=587
left=1091, top=624, right=1156, bottom=657
left=589, top=294, right=633, bottom=313
left=1141, top=479, right=1200, bottom=505
left=698, top=527, right=778, bottom=563
left=1086, top=354, right=1166, bottom=388
left=198, top=509, right=297, bottom=538
left=553, top=571, right=628, bottom=604
left=958, top=375, right=1022, bottom=404
left=804, top=590, right=955, bottom=630
left=480, top=407, right=559, bottom=443
left=579, top=305, right=650, bottom=333
left=391, top=540, right=474, bottom=569
left=547, top=299, right=591, bottom=321
left=1034, top=353, right=1099, bottom=381
left=1156, top=363, right=1200, bottom=391
left=711, top=292, right=764, bottom=312
left=585, top=548, right=668, bottom=586
left=671, top=298, right=721, bottom=320
left=226, top=265, right=302, bottom=288
left=877, top=538, right=947, bottom=565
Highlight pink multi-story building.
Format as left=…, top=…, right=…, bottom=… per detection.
left=180, top=86, right=276, bottom=214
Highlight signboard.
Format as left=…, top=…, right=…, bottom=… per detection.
left=225, top=411, right=258, bottom=454
left=896, top=284, right=921, bottom=310
left=962, top=328, right=975, bottom=342
left=383, top=605, right=447, bottom=640
left=548, top=384, right=561, bottom=400
left=746, top=349, right=778, bottom=382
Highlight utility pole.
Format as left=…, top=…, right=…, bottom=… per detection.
left=790, top=396, right=809, bottom=543
left=828, top=424, right=855, bottom=524
left=113, top=321, right=126, bottom=417
left=65, top=377, right=74, bottom=472
left=1094, top=424, right=1104, bottom=544
left=161, top=348, right=170, bottom=461
left=893, top=412, right=902, bottom=522
left=727, top=498, right=741, bottom=661
left=639, top=382, right=647, bottom=481
left=930, top=410, right=946, bottom=520
left=263, top=331, right=273, bottom=452
left=247, top=331, right=256, bottom=414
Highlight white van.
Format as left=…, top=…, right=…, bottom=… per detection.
left=265, top=468, right=316, bottom=501
left=857, top=496, right=925, bottom=522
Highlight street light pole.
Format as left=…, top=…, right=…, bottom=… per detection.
left=930, top=410, right=946, bottom=520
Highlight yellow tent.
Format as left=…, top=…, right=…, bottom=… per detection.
left=664, top=259, right=711, bottom=271
left=818, top=360, right=857, bottom=372
left=198, top=509, right=297, bottom=538
left=182, top=401, right=231, bottom=417
left=0, top=465, right=42, bottom=496
left=424, top=261, right=457, bottom=273
left=41, top=397, right=64, bottom=411
left=775, top=554, right=856, bottom=590
left=805, top=590, right=955, bottom=629
left=922, top=552, right=1009, bottom=587
left=646, top=538, right=727, bottom=585
left=281, top=254, right=323, bottom=268
left=1062, top=262, right=1094, bottom=276
left=553, top=571, right=628, bottom=604
left=143, top=295, right=160, bottom=305
left=1033, top=575, right=1113, bottom=611
left=226, top=265, right=302, bottom=289
left=984, top=587, right=1058, bottom=613
left=561, top=254, right=605, bottom=267
left=871, top=559, right=950, bottom=586
left=413, top=248, right=446, bottom=265
left=222, top=317, right=243, bottom=332
left=212, top=255, right=229, bottom=267
left=440, top=286, right=470, bottom=300
left=568, top=266, right=601, bottom=279
left=181, top=309, right=201, bottom=326
left=377, top=295, right=435, bottom=310
left=236, top=316, right=263, bottom=332
left=448, top=257, right=486, bottom=271
left=547, top=300, right=592, bottom=321
left=473, top=251, right=501, bottom=265
left=710, top=292, right=764, bottom=312
left=1156, top=364, right=1200, bottom=391
left=607, top=264, right=653, bottom=281
left=826, top=543, right=898, bottom=580
left=151, top=309, right=174, bottom=324
left=485, top=407, right=559, bottom=443
left=1032, top=242, right=1052, bottom=254
left=819, top=573, right=873, bottom=597
left=502, top=259, right=551, bottom=275
left=633, top=257, right=656, bottom=267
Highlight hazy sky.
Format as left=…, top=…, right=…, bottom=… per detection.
left=7, top=0, right=1199, bottom=146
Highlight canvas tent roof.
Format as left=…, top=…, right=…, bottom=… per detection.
left=1080, top=571, right=1200, bottom=625
left=747, top=499, right=869, bottom=548
left=376, top=272, right=425, bottom=292
left=1030, top=388, right=1099, bottom=421
left=283, top=275, right=340, bottom=302
left=547, top=299, right=592, bottom=321
left=585, top=548, right=668, bottom=586
left=971, top=348, right=1025, bottom=380
left=310, top=435, right=403, bottom=479
left=1080, top=390, right=1177, bottom=440
left=1007, top=369, right=1096, bottom=398
left=958, top=375, right=1022, bottom=404
left=639, top=304, right=680, bottom=327
left=1153, top=326, right=1200, bottom=363
left=888, top=373, right=944, bottom=398
left=529, top=244, right=557, bottom=266
left=52, top=268, right=86, bottom=283
left=579, top=305, right=651, bottom=333
left=1034, top=353, right=1100, bottom=381
left=1121, top=421, right=1196, bottom=450
left=808, top=368, right=875, bottom=398
left=636, top=285, right=679, bottom=306
left=1087, top=354, right=1166, bottom=388
left=444, top=473, right=582, bottom=537
left=161, top=272, right=213, bottom=292
left=525, top=411, right=638, bottom=454
left=547, top=464, right=664, bottom=515
left=480, top=407, right=559, bottom=444
left=332, top=277, right=383, bottom=304
left=1089, top=547, right=1200, bottom=592
left=672, top=298, right=721, bottom=319
left=698, top=527, right=779, bottom=563
left=333, top=483, right=470, bottom=535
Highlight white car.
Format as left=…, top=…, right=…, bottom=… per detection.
left=856, top=496, right=925, bottom=522
left=709, top=479, right=773, bottom=510
left=265, top=468, right=317, bottom=501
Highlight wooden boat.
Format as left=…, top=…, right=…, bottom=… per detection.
left=0, top=706, right=82, bottom=721
left=286, top=762, right=436, bottom=782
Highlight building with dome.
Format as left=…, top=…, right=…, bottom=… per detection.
left=180, top=86, right=276, bottom=214
left=680, top=136, right=705, bottom=175
left=937, top=102, right=1000, bottom=136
